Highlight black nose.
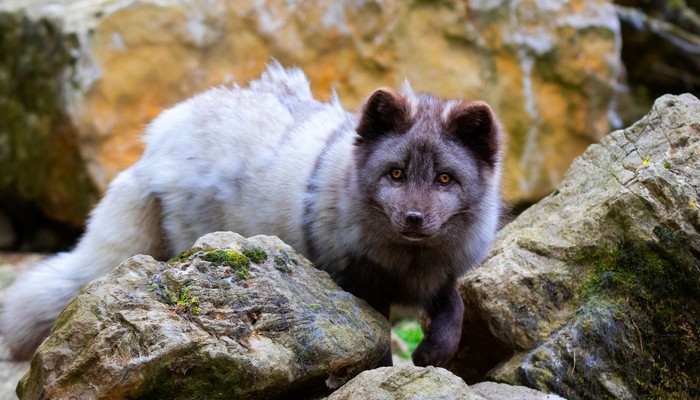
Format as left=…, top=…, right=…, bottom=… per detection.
left=405, top=211, right=424, bottom=225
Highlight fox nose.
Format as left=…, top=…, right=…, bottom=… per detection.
left=405, top=211, right=424, bottom=225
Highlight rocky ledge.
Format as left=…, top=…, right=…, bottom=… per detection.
left=449, top=94, right=700, bottom=399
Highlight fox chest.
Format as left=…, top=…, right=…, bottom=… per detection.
left=331, top=255, right=452, bottom=309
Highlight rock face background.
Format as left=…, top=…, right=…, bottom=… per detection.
left=447, top=94, right=700, bottom=399
left=615, top=0, right=700, bottom=114
left=0, top=0, right=628, bottom=249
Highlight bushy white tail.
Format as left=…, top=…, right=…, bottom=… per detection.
left=1, top=167, right=167, bottom=360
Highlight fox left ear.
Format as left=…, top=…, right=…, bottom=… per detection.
left=447, top=101, right=502, bottom=167
left=357, top=88, right=410, bottom=140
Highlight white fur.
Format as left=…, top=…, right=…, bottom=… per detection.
left=1, top=64, right=502, bottom=360
left=0, top=65, right=358, bottom=358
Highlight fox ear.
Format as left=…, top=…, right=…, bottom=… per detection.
left=357, top=88, right=410, bottom=140
left=447, top=101, right=502, bottom=166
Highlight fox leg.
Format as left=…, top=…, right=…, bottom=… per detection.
left=412, top=284, right=464, bottom=367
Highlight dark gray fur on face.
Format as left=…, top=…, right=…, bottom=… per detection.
left=327, top=87, right=503, bottom=366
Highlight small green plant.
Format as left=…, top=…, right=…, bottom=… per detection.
left=242, top=248, right=268, bottom=264
left=167, top=247, right=204, bottom=265
left=152, top=284, right=201, bottom=315
left=392, top=319, right=424, bottom=360
left=273, top=251, right=297, bottom=273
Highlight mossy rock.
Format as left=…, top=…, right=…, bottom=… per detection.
left=451, top=94, right=700, bottom=399
left=0, top=11, right=97, bottom=227
left=18, top=232, right=390, bottom=400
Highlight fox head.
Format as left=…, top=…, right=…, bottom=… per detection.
left=353, top=86, right=503, bottom=245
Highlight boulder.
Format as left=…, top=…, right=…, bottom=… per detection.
left=615, top=1, right=700, bottom=116
left=471, top=382, right=566, bottom=400
left=325, top=366, right=484, bottom=400
left=17, top=232, right=389, bottom=400
left=0, top=0, right=628, bottom=239
left=448, top=94, right=700, bottom=399
left=0, top=12, right=98, bottom=228
left=0, top=210, right=15, bottom=249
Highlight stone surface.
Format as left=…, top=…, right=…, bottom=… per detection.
left=615, top=1, right=700, bottom=116
left=0, top=210, right=15, bottom=249
left=448, top=94, right=700, bottom=398
left=18, top=232, right=389, bottom=400
left=325, top=366, right=484, bottom=400
left=0, top=11, right=98, bottom=227
left=471, top=382, right=567, bottom=400
left=0, top=0, right=627, bottom=236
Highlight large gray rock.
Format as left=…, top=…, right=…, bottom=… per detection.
left=448, top=94, right=700, bottom=399
left=471, top=382, right=567, bottom=400
left=326, top=366, right=484, bottom=400
left=18, top=232, right=389, bottom=399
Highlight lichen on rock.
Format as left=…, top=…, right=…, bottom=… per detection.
left=0, top=11, right=98, bottom=228
left=325, top=366, right=484, bottom=400
left=449, top=94, right=700, bottom=399
left=17, top=232, right=389, bottom=400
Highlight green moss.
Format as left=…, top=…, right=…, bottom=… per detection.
left=300, top=303, right=322, bottom=313
left=297, top=349, right=312, bottom=362
left=242, top=248, right=267, bottom=264
left=575, top=227, right=700, bottom=398
left=201, top=249, right=251, bottom=280
left=274, top=257, right=292, bottom=273
left=132, top=353, right=250, bottom=400
left=201, top=249, right=248, bottom=268
left=167, top=247, right=204, bottom=265
left=273, top=251, right=298, bottom=273
left=668, top=0, right=686, bottom=10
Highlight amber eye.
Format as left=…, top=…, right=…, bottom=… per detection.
left=390, top=169, right=403, bottom=180
left=437, top=173, right=452, bottom=185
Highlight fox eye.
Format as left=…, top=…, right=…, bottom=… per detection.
left=390, top=168, right=404, bottom=180
left=437, top=173, right=452, bottom=185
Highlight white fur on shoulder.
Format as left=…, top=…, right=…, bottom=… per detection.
left=249, top=61, right=312, bottom=99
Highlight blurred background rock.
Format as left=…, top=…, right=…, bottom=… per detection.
left=0, top=0, right=695, bottom=252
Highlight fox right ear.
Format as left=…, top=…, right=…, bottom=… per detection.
left=447, top=100, right=502, bottom=167
left=356, top=88, right=410, bottom=140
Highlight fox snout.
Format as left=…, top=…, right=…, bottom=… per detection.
left=392, top=209, right=438, bottom=241
left=405, top=211, right=424, bottom=226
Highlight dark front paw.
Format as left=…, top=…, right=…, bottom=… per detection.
left=411, top=332, right=460, bottom=367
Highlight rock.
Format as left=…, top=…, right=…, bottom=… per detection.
left=615, top=1, right=700, bottom=116
left=17, top=232, right=389, bottom=400
left=471, top=382, right=567, bottom=400
left=0, top=1, right=627, bottom=232
left=0, top=12, right=98, bottom=227
left=325, top=366, right=484, bottom=400
left=448, top=94, right=700, bottom=399
left=0, top=210, right=15, bottom=249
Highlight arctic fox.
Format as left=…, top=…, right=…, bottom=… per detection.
left=1, top=64, right=503, bottom=366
